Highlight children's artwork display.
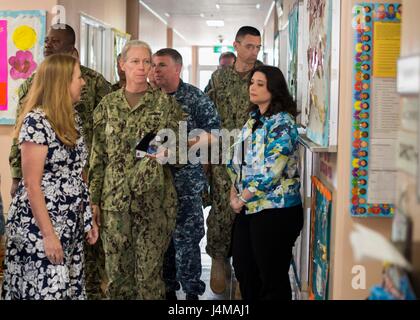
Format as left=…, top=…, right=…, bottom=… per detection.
left=0, top=10, right=46, bottom=125
left=350, top=3, right=401, bottom=217
left=306, top=0, right=340, bottom=147
left=308, top=176, right=332, bottom=300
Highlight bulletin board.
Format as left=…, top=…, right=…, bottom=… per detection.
left=350, top=3, right=401, bottom=217
left=0, top=10, right=46, bottom=125
left=308, top=176, right=332, bottom=300
left=305, top=0, right=340, bottom=148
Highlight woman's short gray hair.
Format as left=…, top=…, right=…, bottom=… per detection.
left=121, top=40, right=152, bottom=61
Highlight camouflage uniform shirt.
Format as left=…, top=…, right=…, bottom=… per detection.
left=170, top=80, right=221, bottom=195
left=9, top=65, right=112, bottom=179
left=205, top=61, right=264, bottom=132
left=111, top=82, right=123, bottom=92
left=88, top=87, right=186, bottom=212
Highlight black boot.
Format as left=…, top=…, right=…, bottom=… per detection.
left=166, top=291, right=178, bottom=300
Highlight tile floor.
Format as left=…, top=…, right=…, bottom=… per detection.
left=175, top=206, right=237, bottom=300
left=0, top=206, right=297, bottom=300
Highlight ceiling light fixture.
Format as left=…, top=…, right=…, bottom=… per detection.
left=164, top=12, right=170, bottom=17
left=173, top=28, right=189, bottom=43
left=216, top=4, right=220, bottom=10
left=256, top=4, right=261, bottom=9
left=139, top=1, right=167, bottom=26
left=200, top=13, right=205, bottom=18
left=206, top=20, right=224, bottom=27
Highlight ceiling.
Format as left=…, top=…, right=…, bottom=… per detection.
left=140, top=0, right=275, bottom=46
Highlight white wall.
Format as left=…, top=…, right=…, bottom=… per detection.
left=58, top=0, right=127, bottom=50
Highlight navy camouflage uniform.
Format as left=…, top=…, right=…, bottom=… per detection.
left=89, top=86, right=186, bottom=299
left=163, top=80, right=220, bottom=296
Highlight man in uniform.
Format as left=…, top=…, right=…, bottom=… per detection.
left=203, top=52, right=236, bottom=93
left=205, top=26, right=263, bottom=295
left=8, top=24, right=112, bottom=299
left=152, top=48, right=220, bottom=300
left=89, top=41, right=186, bottom=299
left=218, top=51, right=236, bottom=69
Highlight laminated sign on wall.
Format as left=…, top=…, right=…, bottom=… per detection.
left=0, top=10, right=46, bottom=125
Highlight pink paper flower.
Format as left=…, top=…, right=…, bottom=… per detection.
left=8, top=50, right=37, bottom=80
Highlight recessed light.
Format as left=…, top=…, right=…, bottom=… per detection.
left=164, top=12, right=170, bottom=17
left=216, top=4, right=220, bottom=10
left=256, top=4, right=261, bottom=9
left=206, top=20, right=224, bottom=27
left=200, top=13, right=205, bottom=18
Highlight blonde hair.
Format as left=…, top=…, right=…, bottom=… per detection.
left=15, top=54, right=79, bottom=147
left=121, top=40, right=152, bottom=61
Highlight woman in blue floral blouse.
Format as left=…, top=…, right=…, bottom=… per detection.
left=227, top=65, right=303, bottom=300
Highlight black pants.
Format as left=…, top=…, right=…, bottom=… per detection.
left=232, top=205, right=303, bottom=300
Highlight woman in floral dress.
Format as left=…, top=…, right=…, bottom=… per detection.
left=1, top=54, right=98, bottom=300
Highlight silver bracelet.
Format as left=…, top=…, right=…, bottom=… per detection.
left=238, top=194, right=248, bottom=204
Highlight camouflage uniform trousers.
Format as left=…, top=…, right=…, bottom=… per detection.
left=163, top=193, right=206, bottom=295
left=100, top=195, right=177, bottom=300
left=84, top=237, right=106, bottom=299
left=205, top=164, right=236, bottom=259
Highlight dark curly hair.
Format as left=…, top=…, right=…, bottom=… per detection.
left=247, top=65, right=297, bottom=118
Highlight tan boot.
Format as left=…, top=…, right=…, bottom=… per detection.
left=210, top=258, right=226, bottom=294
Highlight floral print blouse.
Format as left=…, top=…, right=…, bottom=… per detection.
left=227, top=110, right=302, bottom=214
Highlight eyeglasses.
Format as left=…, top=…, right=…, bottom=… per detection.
left=237, top=41, right=262, bottom=51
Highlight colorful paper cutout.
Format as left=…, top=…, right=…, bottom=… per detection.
left=8, top=50, right=37, bottom=80
left=12, top=25, right=36, bottom=50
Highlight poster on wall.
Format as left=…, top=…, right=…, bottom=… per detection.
left=297, top=0, right=310, bottom=126
left=0, top=10, right=46, bottom=125
left=308, top=176, right=332, bottom=300
left=350, top=3, right=401, bottom=218
left=288, top=4, right=299, bottom=101
left=306, top=0, right=340, bottom=147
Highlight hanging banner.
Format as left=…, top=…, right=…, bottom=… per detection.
left=350, top=3, right=402, bottom=217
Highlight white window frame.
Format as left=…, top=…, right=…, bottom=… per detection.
left=80, top=14, right=112, bottom=81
